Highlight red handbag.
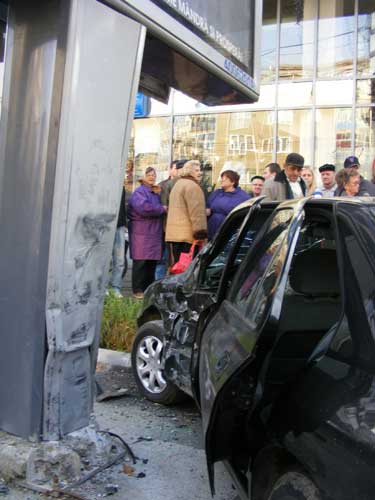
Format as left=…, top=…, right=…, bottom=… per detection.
left=170, top=240, right=203, bottom=274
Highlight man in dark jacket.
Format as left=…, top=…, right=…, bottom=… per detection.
left=262, top=153, right=307, bottom=201
left=334, top=156, right=375, bottom=196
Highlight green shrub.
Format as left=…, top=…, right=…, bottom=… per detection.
left=100, top=293, right=143, bottom=352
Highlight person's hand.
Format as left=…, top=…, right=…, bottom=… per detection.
left=206, top=208, right=211, bottom=216
left=163, top=205, right=168, bottom=212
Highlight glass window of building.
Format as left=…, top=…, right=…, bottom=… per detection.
left=172, top=112, right=276, bottom=190
left=315, top=108, right=352, bottom=167
left=279, top=0, right=316, bottom=80
left=277, top=110, right=313, bottom=165
left=318, top=0, right=355, bottom=79
left=316, top=80, right=353, bottom=105
left=261, top=0, right=278, bottom=82
left=127, top=0, right=375, bottom=193
left=356, top=79, right=375, bottom=105
left=357, top=0, right=375, bottom=77
left=130, top=117, right=172, bottom=187
left=277, top=82, right=313, bottom=107
left=355, top=107, right=375, bottom=180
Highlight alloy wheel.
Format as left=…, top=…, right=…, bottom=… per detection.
left=135, top=335, right=166, bottom=394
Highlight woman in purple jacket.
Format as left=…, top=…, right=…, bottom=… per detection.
left=128, top=167, right=166, bottom=298
left=207, top=170, right=250, bottom=240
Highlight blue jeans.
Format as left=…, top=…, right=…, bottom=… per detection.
left=110, top=226, right=126, bottom=291
left=155, top=245, right=168, bottom=280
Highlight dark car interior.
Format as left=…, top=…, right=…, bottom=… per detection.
left=199, top=204, right=275, bottom=292
left=264, top=207, right=343, bottom=393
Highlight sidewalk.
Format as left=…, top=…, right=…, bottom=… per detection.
left=3, top=361, right=237, bottom=500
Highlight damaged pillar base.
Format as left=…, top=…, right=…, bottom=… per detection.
left=0, top=422, right=121, bottom=490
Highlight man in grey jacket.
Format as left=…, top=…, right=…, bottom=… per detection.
left=261, top=152, right=307, bottom=201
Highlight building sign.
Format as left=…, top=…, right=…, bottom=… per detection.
left=113, top=0, right=261, bottom=102
left=134, top=92, right=151, bottom=118
left=150, top=0, right=253, bottom=72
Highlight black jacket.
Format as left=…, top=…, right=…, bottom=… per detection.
left=117, top=187, right=127, bottom=228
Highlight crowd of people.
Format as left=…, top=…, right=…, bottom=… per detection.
left=108, top=152, right=375, bottom=299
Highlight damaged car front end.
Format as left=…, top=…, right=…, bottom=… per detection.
left=132, top=197, right=276, bottom=404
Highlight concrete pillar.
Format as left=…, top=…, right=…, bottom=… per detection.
left=0, top=0, right=145, bottom=440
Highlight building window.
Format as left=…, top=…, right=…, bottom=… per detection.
left=230, top=112, right=252, bottom=130
left=355, top=107, right=375, bottom=179
left=317, top=0, right=355, bottom=79
left=357, top=1, right=375, bottom=77
left=262, top=137, right=274, bottom=153
left=336, top=131, right=352, bottom=149
left=315, top=108, right=352, bottom=167
left=261, top=0, right=278, bottom=83
left=277, top=109, right=313, bottom=165
left=279, top=0, right=315, bottom=80
left=196, top=132, right=215, bottom=152
left=229, top=134, right=256, bottom=155
left=277, top=136, right=291, bottom=153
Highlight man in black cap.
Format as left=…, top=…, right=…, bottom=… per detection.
left=262, top=152, right=306, bottom=201
left=319, top=164, right=337, bottom=197
left=339, top=156, right=375, bottom=196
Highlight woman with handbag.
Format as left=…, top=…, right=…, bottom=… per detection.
left=165, top=160, right=207, bottom=269
left=128, top=167, right=167, bottom=298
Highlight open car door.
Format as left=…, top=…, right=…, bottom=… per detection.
left=198, top=198, right=310, bottom=491
left=164, top=197, right=267, bottom=397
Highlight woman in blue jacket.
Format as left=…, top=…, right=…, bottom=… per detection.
left=207, top=170, right=250, bottom=240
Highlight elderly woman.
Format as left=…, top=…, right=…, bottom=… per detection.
left=301, top=166, right=317, bottom=195
left=206, top=170, right=250, bottom=240
left=166, top=160, right=207, bottom=265
left=128, top=167, right=167, bottom=298
left=337, top=169, right=369, bottom=197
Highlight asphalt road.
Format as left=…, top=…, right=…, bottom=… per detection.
left=5, top=365, right=237, bottom=500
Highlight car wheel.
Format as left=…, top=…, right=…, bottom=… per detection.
left=131, top=320, right=184, bottom=405
left=267, top=471, right=321, bottom=500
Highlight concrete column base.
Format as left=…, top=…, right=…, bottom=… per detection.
left=0, top=420, right=121, bottom=490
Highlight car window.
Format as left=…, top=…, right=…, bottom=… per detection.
left=268, top=213, right=343, bottom=383
left=230, top=209, right=294, bottom=326
left=199, top=208, right=268, bottom=291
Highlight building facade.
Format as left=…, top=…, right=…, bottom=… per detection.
left=128, top=0, right=375, bottom=190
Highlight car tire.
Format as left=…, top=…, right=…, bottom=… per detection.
left=131, top=320, right=185, bottom=405
left=267, top=470, right=321, bottom=500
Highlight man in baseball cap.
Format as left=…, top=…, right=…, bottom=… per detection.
left=341, top=156, right=375, bottom=196
left=262, top=152, right=307, bottom=201
left=318, top=164, right=336, bottom=197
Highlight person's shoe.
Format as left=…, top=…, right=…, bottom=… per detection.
left=132, top=292, right=144, bottom=300
left=111, top=288, right=123, bottom=298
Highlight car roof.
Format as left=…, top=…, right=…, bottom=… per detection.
left=231, top=196, right=375, bottom=218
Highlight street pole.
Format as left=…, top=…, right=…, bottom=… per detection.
left=0, top=0, right=145, bottom=441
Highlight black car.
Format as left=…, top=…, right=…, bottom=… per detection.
left=132, top=197, right=375, bottom=500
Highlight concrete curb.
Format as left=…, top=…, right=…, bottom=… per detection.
left=97, top=348, right=131, bottom=370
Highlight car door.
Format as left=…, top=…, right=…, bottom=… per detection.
left=198, top=198, right=308, bottom=487
left=164, top=198, right=265, bottom=396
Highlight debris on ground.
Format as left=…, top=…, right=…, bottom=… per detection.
left=135, top=437, right=153, bottom=443
left=96, top=388, right=129, bottom=402
left=104, top=483, right=119, bottom=495
left=122, top=464, right=135, bottom=476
